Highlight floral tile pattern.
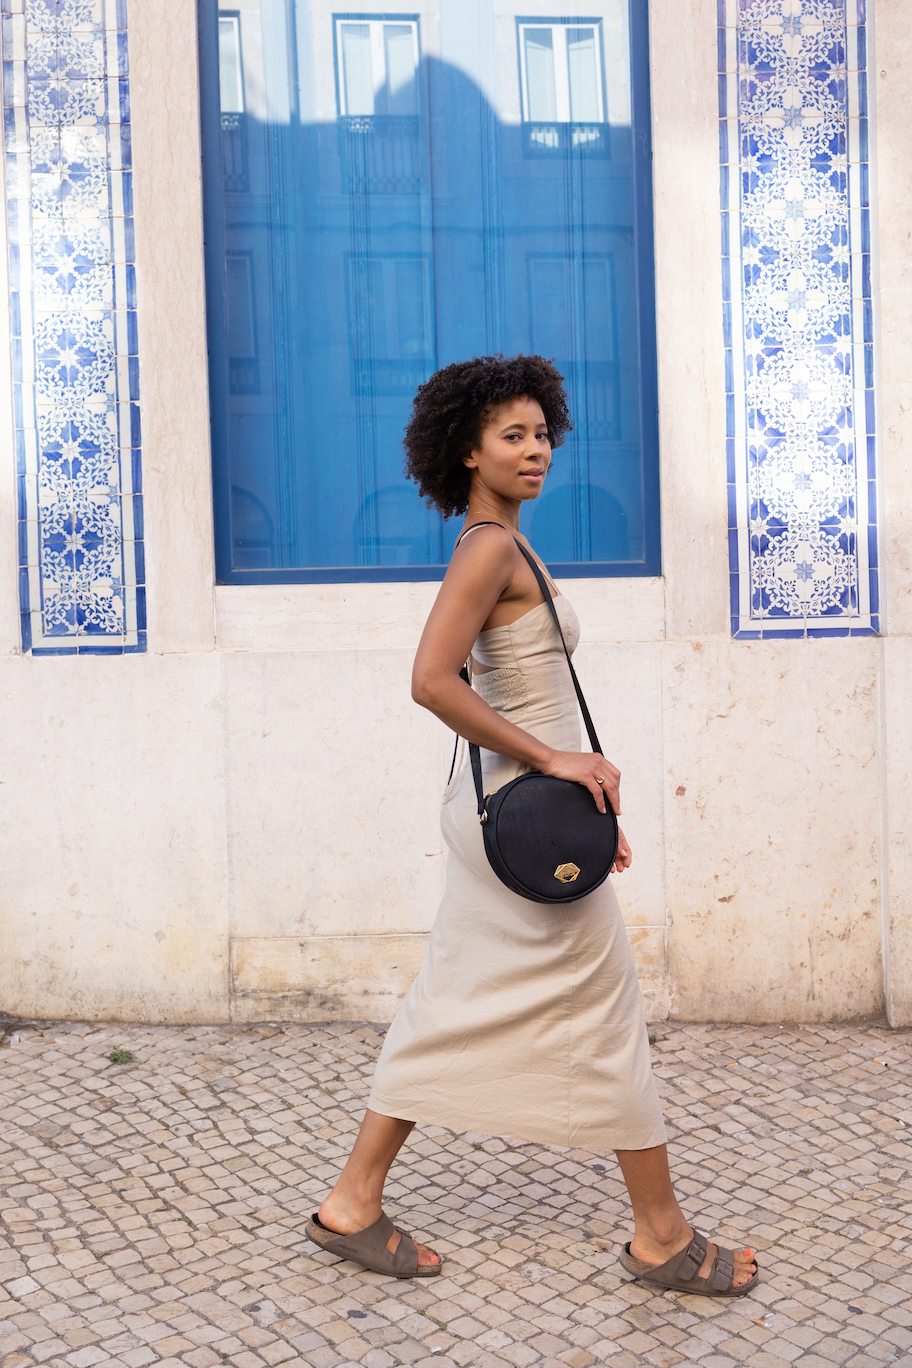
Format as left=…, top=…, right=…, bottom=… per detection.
left=718, top=0, right=878, bottom=638
left=2, top=0, right=144, bottom=654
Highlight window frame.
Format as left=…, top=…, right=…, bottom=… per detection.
left=333, top=15, right=421, bottom=118
left=517, top=19, right=606, bottom=125
left=217, top=12, right=245, bottom=115
left=198, top=1, right=661, bottom=583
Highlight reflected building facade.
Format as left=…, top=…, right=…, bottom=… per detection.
left=204, top=1, right=658, bottom=578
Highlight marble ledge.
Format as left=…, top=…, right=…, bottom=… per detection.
left=214, top=578, right=667, bottom=653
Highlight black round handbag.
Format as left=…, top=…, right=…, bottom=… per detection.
left=451, top=528, right=619, bottom=905
left=477, top=769, right=619, bottom=904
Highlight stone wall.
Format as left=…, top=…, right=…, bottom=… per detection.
left=0, top=0, right=908, bottom=1026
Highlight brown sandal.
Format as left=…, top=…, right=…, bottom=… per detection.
left=305, top=1211, right=443, bottom=1278
left=619, top=1227, right=759, bottom=1297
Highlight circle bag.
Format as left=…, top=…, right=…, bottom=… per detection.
left=448, top=522, right=619, bottom=904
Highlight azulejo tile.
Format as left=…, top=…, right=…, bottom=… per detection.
left=2, top=0, right=144, bottom=653
left=719, top=0, right=878, bottom=638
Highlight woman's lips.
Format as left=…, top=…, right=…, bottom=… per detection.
left=520, top=470, right=544, bottom=480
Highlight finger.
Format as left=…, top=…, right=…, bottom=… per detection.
left=592, top=771, right=621, bottom=815
left=587, top=780, right=607, bottom=813
left=601, top=760, right=622, bottom=815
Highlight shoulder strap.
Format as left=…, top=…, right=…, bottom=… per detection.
left=511, top=540, right=602, bottom=757
left=453, top=519, right=509, bottom=549
left=446, top=531, right=603, bottom=816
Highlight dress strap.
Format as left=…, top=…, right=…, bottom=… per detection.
left=453, top=519, right=509, bottom=549
left=454, top=520, right=559, bottom=596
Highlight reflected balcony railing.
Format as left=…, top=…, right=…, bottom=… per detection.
left=523, top=122, right=609, bottom=158
left=349, top=355, right=433, bottom=398
left=558, top=359, right=621, bottom=441
left=221, top=112, right=249, bottom=193
left=338, top=115, right=422, bottom=195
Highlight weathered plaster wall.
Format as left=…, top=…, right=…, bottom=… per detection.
left=0, top=655, right=230, bottom=1021
left=662, top=639, right=881, bottom=1021
left=872, top=3, right=912, bottom=1027
left=0, top=0, right=906, bottom=1027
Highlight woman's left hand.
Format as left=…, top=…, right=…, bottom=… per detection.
left=611, top=826, right=632, bottom=874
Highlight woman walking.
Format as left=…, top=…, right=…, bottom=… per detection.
left=307, top=355, right=758, bottom=1297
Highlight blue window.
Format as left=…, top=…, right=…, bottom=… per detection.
left=199, top=3, right=660, bottom=582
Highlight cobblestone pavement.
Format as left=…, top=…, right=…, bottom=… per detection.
left=0, top=1017, right=909, bottom=1368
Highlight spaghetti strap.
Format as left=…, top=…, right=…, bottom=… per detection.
left=454, top=520, right=509, bottom=549
left=454, top=521, right=560, bottom=597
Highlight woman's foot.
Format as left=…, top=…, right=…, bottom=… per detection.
left=629, top=1224, right=757, bottom=1289
left=318, top=1194, right=441, bottom=1270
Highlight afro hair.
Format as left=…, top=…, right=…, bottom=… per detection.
left=404, top=354, right=572, bottom=518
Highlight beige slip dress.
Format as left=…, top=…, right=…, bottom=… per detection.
left=368, top=527, right=667, bottom=1151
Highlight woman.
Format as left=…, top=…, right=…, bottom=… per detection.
left=307, top=355, right=758, bottom=1296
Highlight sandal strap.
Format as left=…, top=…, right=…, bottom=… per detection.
left=661, top=1228, right=743, bottom=1294
left=315, top=1211, right=419, bottom=1276
left=618, top=1225, right=757, bottom=1297
left=655, top=1227, right=708, bottom=1284
left=669, top=1229, right=741, bottom=1294
left=708, top=1246, right=735, bottom=1292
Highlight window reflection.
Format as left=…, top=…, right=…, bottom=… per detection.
left=218, top=13, right=245, bottom=114
left=205, top=0, right=657, bottom=577
left=336, top=19, right=419, bottom=117
left=519, top=22, right=603, bottom=124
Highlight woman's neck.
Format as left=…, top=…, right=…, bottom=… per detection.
left=464, top=495, right=521, bottom=533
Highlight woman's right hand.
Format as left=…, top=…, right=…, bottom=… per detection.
left=542, top=751, right=621, bottom=816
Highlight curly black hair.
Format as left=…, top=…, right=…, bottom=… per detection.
left=404, top=354, right=572, bottom=518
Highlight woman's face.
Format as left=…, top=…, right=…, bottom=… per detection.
left=463, top=395, right=552, bottom=503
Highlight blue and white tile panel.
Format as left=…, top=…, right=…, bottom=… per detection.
left=1, top=0, right=144, bottom=654
left=719, top=0, right=878, bottom=639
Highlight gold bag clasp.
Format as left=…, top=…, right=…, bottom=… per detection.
left=554, top=862, right=580, bottom=883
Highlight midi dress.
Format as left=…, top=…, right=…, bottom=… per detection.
left=368, top=542, right=667, bottom=1152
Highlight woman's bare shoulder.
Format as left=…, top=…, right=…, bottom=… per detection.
left=453, top=521, right=517, bottom=559
left=443, top=522, right=518, bottom=600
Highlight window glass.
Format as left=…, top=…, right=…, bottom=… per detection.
left=200, top=2, right=660, bottom=580
left=218, top=14, right=244, bottom=113
left=523, top=29, right=558, bottom=122
left=339, top=23, right=373, bottom=115
left=567, top=28, right=600, bottom=123
left=384, top=24, right=419, bottom=115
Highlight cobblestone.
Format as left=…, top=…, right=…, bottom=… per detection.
left=0, top=1018, right=909, bottom=1366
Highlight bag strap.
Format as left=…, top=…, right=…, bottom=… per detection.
left=443, top=522, right=604, bottom=816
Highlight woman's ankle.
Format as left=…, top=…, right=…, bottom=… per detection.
left=319, top=1179, right=384, bottom=1230
left=632, top=1208, right=691, bottom=1251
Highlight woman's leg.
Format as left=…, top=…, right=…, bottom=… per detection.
left=615, top=1144, right=757, bottom=1287
left=317, top=1109, right=441, bottom=1268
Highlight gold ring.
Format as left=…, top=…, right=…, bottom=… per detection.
left=596, top=776, right=605, bottom=785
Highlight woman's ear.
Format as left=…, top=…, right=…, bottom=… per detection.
left=463, top=450, right=478, bottom=470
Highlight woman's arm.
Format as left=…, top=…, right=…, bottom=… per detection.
left=411, top=525, right=620, bottom=814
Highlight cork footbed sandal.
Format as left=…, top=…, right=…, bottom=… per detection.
left=619, top=1227, right=759, bottom=1297
left=305, top=1211, right=443, bottom=1278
